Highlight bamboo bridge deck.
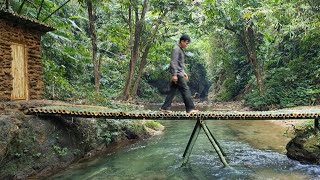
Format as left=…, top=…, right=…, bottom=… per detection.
left=25, top=104, right=320, bottom=168
left=26, top=105, right=320, bottom=122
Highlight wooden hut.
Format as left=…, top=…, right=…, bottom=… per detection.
left=0, top=10, right=54, bottom=101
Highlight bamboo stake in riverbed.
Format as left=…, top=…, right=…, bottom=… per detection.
left=182, top=118, right=229, bottom=167
left=200, top=120, right=229, bottom=167
left=182, top=120, right=202, bottom=166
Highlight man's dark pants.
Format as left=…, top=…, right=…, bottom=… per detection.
left=161, top=76, right=195, bottom=112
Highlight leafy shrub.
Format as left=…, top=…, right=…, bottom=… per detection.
left=52, top=145, right=68, bottom=156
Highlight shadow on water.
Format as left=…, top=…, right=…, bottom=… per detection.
left=49, top=105, right=320, bottom=180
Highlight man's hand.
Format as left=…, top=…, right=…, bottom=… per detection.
left=183, top=73, right=188, bottom=80
left=172, top=75, right=178, bottom=83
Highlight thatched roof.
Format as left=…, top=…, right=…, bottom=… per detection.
left=0, top=10, right=55, bottom=33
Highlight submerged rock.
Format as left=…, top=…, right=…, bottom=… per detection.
left=286, top=128, right=320, bottom=164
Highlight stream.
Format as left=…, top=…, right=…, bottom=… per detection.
left=49, top=105, right=320, bottom=180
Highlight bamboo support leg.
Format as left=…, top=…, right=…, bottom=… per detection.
left=182, top=119, right=201, bottom=166
left=315, top=118, right=319, bottom=130
left=200, top=120, right=229, bottom=167
left=203, top=122, right=227, bottom=157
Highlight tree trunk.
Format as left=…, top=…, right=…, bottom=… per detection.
left=243, top=26, right=265, bottom=96
left=123, top=0, right=149, bottom=100
left=5, top=0, right=9, bottom=9
left=128, top=1, right=133, bottom=62
left=123, top=8, right=140, bottom=100
left=131, top=10, right=168, bottom=98
left=132, top=44, right=151, bottom=97
left=225, top=23, right=265, bottom=97
left=87, top=0, right=99, bottom=93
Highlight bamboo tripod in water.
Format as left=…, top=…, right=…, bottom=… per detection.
left=182, top=118, right=230, bottom=168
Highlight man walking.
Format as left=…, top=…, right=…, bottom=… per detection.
left=160, top=34, right=199, bottom=113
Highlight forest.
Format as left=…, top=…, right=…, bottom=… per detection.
left=1, top=1, right=320, bottom=179
left=2, top=0, right=320, bottom=109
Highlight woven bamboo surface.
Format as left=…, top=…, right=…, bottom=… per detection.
left=25, top=105, right=320, bottom=120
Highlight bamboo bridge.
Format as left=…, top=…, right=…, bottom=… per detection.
left=25, top=105, right=320, bottom=168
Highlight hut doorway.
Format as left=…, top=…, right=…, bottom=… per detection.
left=11, top=44, right=28, bottom=100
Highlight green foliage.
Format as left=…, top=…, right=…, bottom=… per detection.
left=137, top=80, right=162, bottom=102
left=99, top=57, right=128, bottom=98
left=201, top=0, right=320, bottom=109
left=97, top=119, right=121, bottom=144
left=33, top=153, right=42, bottom=158
left=52, top=145, right=68, bottom=156
left=43, top=58, right=76, bottom=100
left=6, top=0, right=320, bottom=108
left=185, top=47, right=211, bottom=99
left=144, top=120, right=162, bottom=131
left=96, top=119, right=145, bottom=145
left=246, top=16, right=320, bottom=109
left=197, top=32, right=251, bottom=101
left=126, top=121, right=146, bottom=136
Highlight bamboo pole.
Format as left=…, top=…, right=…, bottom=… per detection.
left=202, top=122, right=226, bottom=157
left=182, top=119, right=201, bottom=166
left=315, top=118, right=319, bottom=130
left=200, top=120, right=229, bottom=168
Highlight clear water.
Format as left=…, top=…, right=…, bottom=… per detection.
left=49, top=119, right=320, bottom=180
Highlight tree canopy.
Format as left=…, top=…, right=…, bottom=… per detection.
left=2, top=0, right=319, bottom=109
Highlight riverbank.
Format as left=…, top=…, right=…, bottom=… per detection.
left=0, top=100, right=164, bottom=179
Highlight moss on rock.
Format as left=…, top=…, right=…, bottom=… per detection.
left=0, top=110, right=151, bottom=179
left=286, top=128, right=320, bottom=164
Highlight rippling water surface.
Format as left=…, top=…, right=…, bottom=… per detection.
left=50, top=106, right=320, bottom=180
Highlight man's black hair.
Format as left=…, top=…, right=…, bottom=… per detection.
left=180, top=34, right=191, bottom=42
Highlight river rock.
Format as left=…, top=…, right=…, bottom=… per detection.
left=286, top=128, right=320, bottom=164
left=0, top=110, right=150, bottom=179
left=0, top=114, right=20, bottom=159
